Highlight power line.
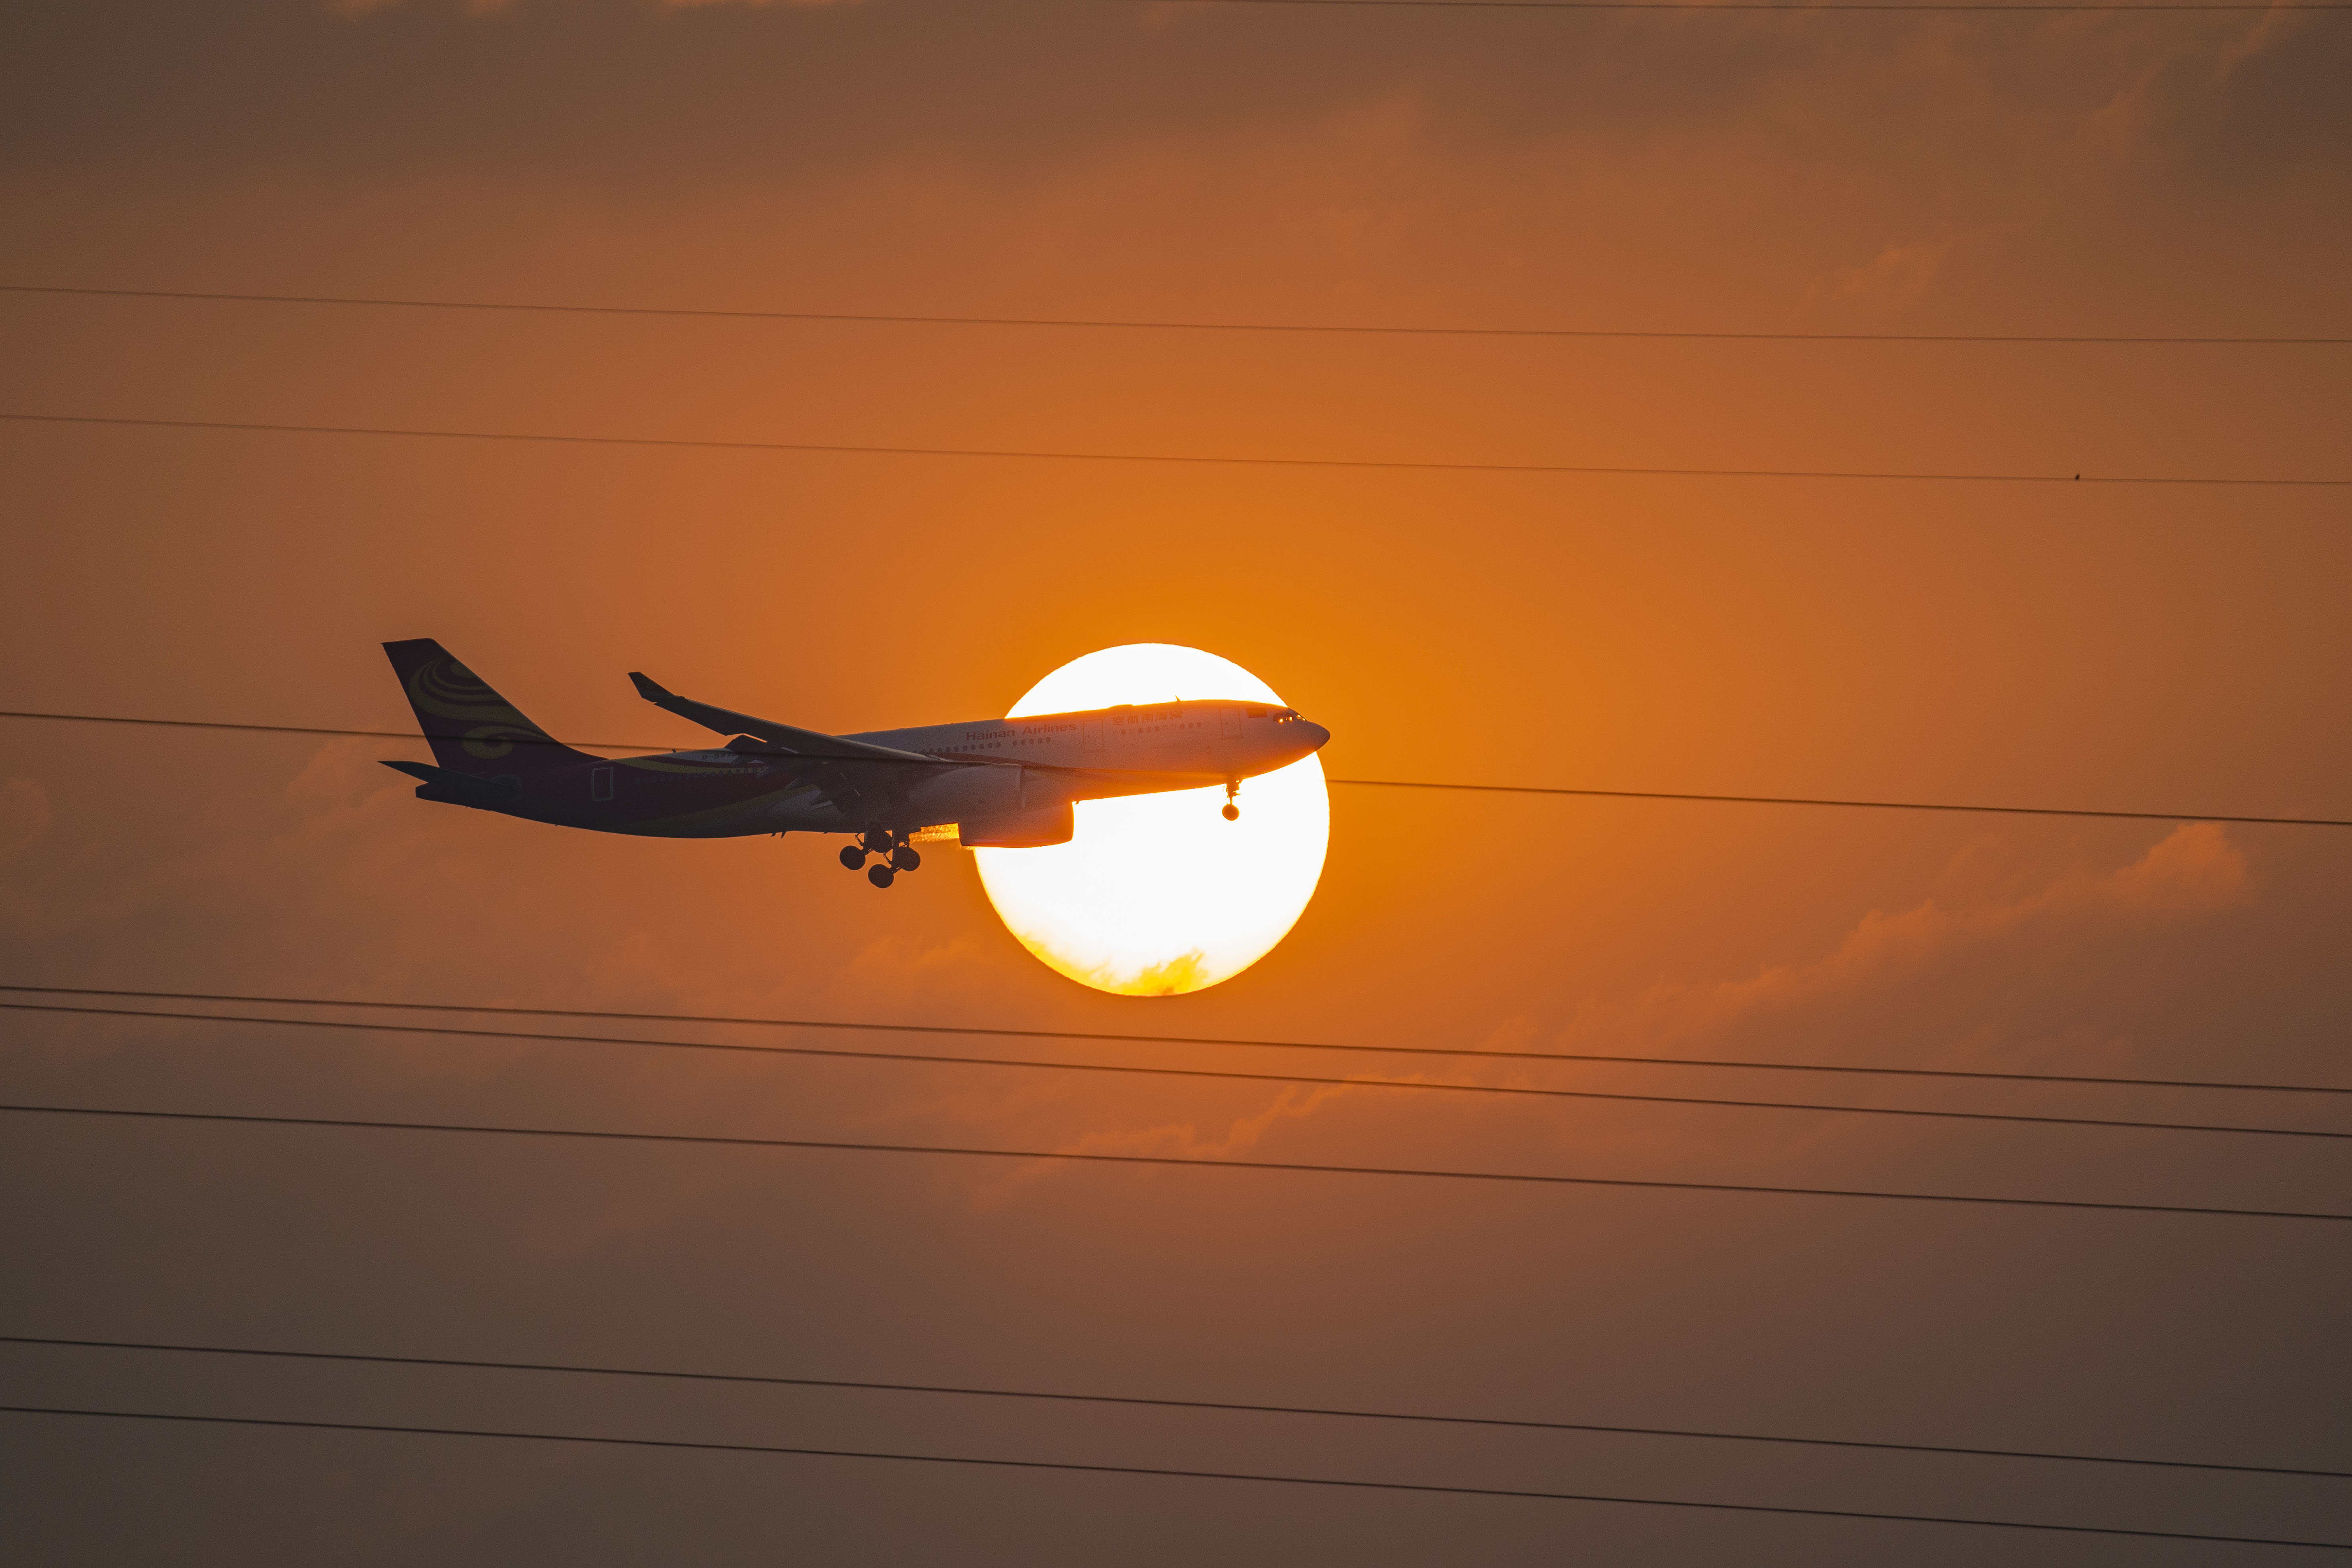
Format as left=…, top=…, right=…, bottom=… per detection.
left=6, top=411, right=2346, bottom=489
left=1168, top=0, right=2352, bottom=10
left=1332, top=774, right=2352, bottom=827
left=4, top=1407, right=2336, bottom=1548
left=11, top=999, right=2345, bottom=1143
left=6, top=283, right=2342, bottom=347
left=11, top=1333, right=2340, bottom=1480
left=0, top=708, right=659, bottom=752
left=6, top=1102, right=2343, bottom=1223
left=6, top=710, right=2349, bottom=829
left=6, top=984, right=2346, bottom=1100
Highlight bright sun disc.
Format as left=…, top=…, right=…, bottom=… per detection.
left=974, top=644, right=1330, bottom=996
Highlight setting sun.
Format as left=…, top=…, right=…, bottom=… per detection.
left=973, top=644, right=1330, bottom=996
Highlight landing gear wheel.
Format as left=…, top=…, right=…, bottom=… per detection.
left=1221, top=802, right=1240, bottom=822
left=839, top=844, right=866, bottom=871
left=868, top=863, right=896, bottom=889
left=861, top=829, right=894, bottom=854
left=890, top=845, right=921, bottom=872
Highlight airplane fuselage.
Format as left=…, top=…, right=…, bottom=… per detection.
left=435, top=698, right=1326, bottom=841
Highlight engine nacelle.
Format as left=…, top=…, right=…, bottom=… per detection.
left=904, top=764, right=1027, bottom=824
left=902, top=766, right=1077, bottom=846
left=956, top=802, right=1075, bottom=848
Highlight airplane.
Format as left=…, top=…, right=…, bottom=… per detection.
left=378, top=638, right=1332, bottom=888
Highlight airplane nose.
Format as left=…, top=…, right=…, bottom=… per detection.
left=1301, top=720, right=1331, bottom=752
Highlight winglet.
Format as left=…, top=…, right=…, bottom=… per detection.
left=630, top=668, right=749, bottom=741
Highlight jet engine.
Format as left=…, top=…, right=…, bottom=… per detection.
left=955, top=803, right=1075, bottom=848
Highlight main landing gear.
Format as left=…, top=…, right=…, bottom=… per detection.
left=841, top=829, right=921, bottom=889
left=1222, top=780, right=1240, bottom=822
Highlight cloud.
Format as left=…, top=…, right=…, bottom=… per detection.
left=326, top=0, right=516, bottom=16
left=925, top=824, right=2265, bottom=1201
left=1818, top=235, right=1954, bottom=309
left=1561, top=823, right=2251, bottom=1063
left=2097, top=820, right=2252, bottom=913
left=0, top=778, right=51, bottom=867
left=331, top=0, right=861, bottom=12
left=1056, top=1082, right=1355, bottom=1163
left=0, top=778, right=53, bottom=934
left=955, top=1081, right=1361, bottom=1210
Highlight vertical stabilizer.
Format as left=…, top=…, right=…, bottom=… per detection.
left=381, top=639, right=593, bottom=775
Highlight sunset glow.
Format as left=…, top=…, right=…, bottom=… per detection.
left=973, top=644, right=1330, bottom=995
left=10, top=2, right=2345, bottom=1553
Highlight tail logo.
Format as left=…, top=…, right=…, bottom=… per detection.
left=406, top=657, right=552, bottom=760
left=462, top=725, right=525, bottom=761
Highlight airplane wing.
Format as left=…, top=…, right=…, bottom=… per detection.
left=629, top=672, right=950, bottom=766
left=626, top=671, right=1213, bottom=825
left=630, top=669, right=1006, bottom=825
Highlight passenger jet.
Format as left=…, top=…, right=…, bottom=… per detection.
left=379, top=639, right=1331, bottom=887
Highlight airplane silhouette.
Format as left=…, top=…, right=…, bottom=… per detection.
left=380, top=639, right=1330, bottom=888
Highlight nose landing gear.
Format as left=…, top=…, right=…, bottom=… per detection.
left=1222, top=780, right=1240, bottom=822
left=843, top=829, right=922, bottom=887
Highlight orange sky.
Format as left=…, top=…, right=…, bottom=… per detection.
left=2, top=1, right=2348, bottom=1560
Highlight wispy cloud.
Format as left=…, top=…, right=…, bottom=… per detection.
left=1561, top=823, right=2251, bottom=1061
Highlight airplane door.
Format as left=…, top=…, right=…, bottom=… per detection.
left=1220, top=708, right=1241, bottom=739
left=591, top=766, right=614, bottom=802
left=1083, top=719, right=1102, bottom=752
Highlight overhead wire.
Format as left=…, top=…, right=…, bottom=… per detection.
left=0, top=982, right=2338, bottom=1098
left=3, top=1407, right=2337, bottom=1547
left=5, top=1102, right=2343, bottom=1222
left=6, top=411, right=2345, bottom=488
left=1326, top=774, right=2352, bottom=825
left=7, top=999, right=2346, bottom=1143
left=7, top=981, right=2348, bottom=1098
left=1164, top=0, right=2352, bottom=11
left=4, top=710, right=2348, bottom=829
left=10, top=1333, right=2340, bottom=1480
left=5, top=283, right=2343, bottom=346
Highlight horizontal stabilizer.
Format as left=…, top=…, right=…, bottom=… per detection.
left=380, top=759, right=523, bottom=809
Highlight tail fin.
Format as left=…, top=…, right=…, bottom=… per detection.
left=381, top=639, right=593, bottom=775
